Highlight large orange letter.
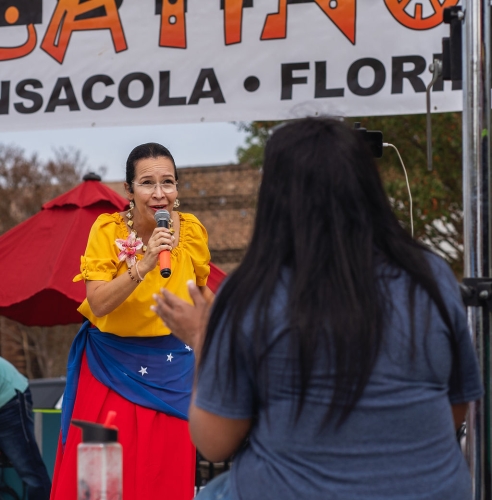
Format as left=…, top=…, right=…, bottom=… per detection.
left=41, top=0, right=127, bottom=64
left=224, top=0, right=243, bottom=45
left=0, top=24, right=36, bottom=61
left=0, top=4, right=38, bottom=61
left=159, top=0, right=186, bottom=48
left=261, top=0, right=356, bottom=45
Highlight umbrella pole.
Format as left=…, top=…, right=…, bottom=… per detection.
left=462, top=0, right=492, bottom=497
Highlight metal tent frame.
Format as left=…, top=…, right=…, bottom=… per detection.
left=462, top=1, right=491, bottom=498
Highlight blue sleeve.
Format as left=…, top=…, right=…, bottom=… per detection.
left=194, top=319, right=256, bottom=419
left=431, top=255, right=484, bottom=404
left=447, top=297, right=484, bottom=404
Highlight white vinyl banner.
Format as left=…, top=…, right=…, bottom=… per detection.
left=0, top=0, right=462, bottom=131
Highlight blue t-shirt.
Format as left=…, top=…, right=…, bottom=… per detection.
left=195, top=254, right=483, bottom=500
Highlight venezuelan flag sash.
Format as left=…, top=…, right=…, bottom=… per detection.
left=61, top=321, right=194, bottom=445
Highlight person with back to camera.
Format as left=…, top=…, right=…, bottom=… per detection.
left=50, top=143, right=211, bottom=500
left=153, top=118, right=484, bottom=500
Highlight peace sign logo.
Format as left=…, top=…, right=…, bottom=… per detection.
left=384, top=0, right=459, bottom=30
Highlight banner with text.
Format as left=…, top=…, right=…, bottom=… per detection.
left=0, top=0, right=461, bottom=131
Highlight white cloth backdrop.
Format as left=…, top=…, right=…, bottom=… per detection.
left=0, top=0, right=461, bottom=131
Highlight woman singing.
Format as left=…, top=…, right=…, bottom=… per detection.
left=51, top=143, right=210, bottom=500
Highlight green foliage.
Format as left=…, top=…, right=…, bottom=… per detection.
left=236, top=121, right=279, bottom=167
left=357, top=113, right=462, bottom=275
left=236, top=113, right=463, bottom=275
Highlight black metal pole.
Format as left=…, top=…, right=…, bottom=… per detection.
left=462, top=1, right=491, bottom=498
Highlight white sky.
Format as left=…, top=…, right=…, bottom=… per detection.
left=0, top=122, right=248, bottom=181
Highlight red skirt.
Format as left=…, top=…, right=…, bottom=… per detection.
left=50, top=353, right=196, bottom=500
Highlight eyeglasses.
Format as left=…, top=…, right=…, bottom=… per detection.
left=133, top=180, right=177, bottom=194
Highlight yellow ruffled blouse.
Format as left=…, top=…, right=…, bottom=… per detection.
left=73, top=212, right=210, bottom=337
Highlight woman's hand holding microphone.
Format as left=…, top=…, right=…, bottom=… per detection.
left=137, top=227, right=175, bottom=279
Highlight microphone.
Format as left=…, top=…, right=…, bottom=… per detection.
left=154, top=209, right=171, bottom=278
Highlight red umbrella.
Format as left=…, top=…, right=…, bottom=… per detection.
left=0, top=174, right=226, bottom=326
left=0, top=174, right=128, bottom=326
left=208, top=262, right=226, bottom=294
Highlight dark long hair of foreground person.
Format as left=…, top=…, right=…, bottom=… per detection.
left=201, top=117, right=459, bottom=426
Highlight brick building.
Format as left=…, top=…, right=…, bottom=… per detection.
left=105, top=163, right=261, bottom=274
left=0, top=163, right=260, bottom=379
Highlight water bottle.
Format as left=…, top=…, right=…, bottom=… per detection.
left=72, top=411, right=123, bottom=500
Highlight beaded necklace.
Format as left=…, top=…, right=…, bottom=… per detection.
left=126, top=202, right=174, bottom=253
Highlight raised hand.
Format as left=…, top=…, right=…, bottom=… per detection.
left=152, top=280, right=210, bottom=359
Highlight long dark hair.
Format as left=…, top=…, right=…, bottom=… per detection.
left=202, top=117, right=457, bottom=426
left=126, top=142, right=178, bottom=192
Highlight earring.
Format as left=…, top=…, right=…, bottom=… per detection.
left=173, top=199, right=180, bottom=209
left=127, top=200, right=135, bottom=227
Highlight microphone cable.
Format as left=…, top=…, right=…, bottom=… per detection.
left=383, top=143, right=414, bottom=238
